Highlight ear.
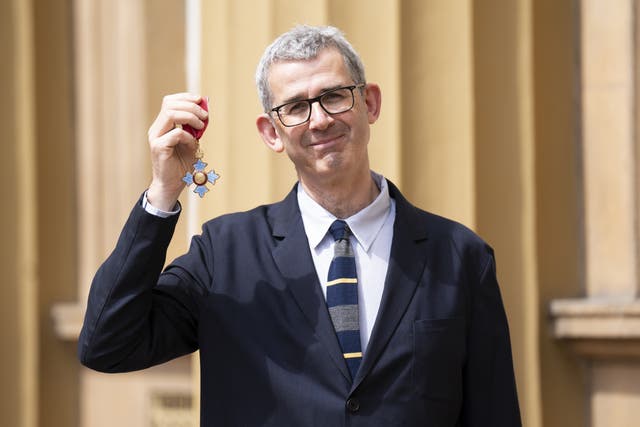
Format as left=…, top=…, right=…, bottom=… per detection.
left=363, top=83, right=382, bottom=124
left=256, top=113, right=284, bottom=153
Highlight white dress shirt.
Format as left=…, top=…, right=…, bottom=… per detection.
left=297, top=172, right=396, bottom=354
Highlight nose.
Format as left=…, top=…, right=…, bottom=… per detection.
left=308, top=100, right=333, bottom=130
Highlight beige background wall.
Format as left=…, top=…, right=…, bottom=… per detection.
left=2, top=1, right=638, bottom=426
left=2, top=0, right=77, bottom=426
left=533, top=1, right=585, bottom=426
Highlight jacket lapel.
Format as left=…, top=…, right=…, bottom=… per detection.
left=352, top=182, right=430, bottom=389
left=269, top=186, right=352, bottom=383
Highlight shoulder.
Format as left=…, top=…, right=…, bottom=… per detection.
left=422, top=209, right=489, bottom=251
left=389, top=180, right=494, bottom=272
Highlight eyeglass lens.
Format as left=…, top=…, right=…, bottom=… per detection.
left=278, top=87, right=355, bottom=126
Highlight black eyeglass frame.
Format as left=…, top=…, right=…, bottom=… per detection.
left=270, top=83, right=366, bottom=127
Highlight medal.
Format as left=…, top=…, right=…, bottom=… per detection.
left=182, top=157, right=220, bottom=198
left=180, top=97, right=220, bottom=197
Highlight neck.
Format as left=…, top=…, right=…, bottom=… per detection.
left=299, top=169, right=380, bottom=219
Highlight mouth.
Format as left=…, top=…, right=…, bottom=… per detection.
left=308, top=133, right=345, bottom=149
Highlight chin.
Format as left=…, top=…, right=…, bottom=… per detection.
left=316, top=153, right=345, bottom=173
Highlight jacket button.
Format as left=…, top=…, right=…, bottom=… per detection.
left=346, top=398, right=360, bottom=413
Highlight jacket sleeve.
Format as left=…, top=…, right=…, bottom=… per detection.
left=77, top=197, right=204, bottom=373
left=460, top=250, right=522, bottom=426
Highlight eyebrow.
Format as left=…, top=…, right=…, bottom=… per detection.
left=278, top=84, right=350, bottom=106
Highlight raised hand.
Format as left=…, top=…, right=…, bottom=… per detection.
left=146, top=93, right=209, bottom=211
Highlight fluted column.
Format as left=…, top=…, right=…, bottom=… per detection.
left=550, top=1, right=640, bottom=426
left=0, top=0, right=38, bottom=426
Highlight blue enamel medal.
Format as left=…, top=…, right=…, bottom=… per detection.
left=183, top=158, right=220, bottom=198
left=180, top=96, right=220, bottom=197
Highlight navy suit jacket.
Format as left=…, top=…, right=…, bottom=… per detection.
left=79, top=181, right=521, bottom=426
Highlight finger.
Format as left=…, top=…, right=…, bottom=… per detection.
left=164, top=99, right=209, bottom=119
left=164, top=92, right=201, bottom=101
left=152, top=127, right=198, bottom=151
left=161, top=95, right=208, bottom=123
left=149, top=110, right=205, bottom=140
left=148, top=93, right=210, bottom=142
left=161, top=92, right=201, bottom=106
left=149, top=97, right=209, bottom=136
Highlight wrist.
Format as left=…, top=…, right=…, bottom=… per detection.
left=147, top=182, right=182, bottom=212
left=142, top=191, right=180, bottom=217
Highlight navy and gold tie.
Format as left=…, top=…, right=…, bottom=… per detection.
left=326, top=220, right=362, bottom=379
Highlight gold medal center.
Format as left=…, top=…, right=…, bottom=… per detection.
left=193, top=171, right=208, bottom=185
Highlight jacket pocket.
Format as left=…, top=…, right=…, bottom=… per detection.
left=412, top=318, right=465, bottom=400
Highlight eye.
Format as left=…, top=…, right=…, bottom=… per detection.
left=281, top=101, right=308, bottom=116
left=322, top=91, right=348, bottom=105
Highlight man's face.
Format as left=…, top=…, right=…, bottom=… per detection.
left=257, top=48, right=381, bottom=185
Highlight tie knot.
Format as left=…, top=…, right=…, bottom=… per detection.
left=329, top=220, right=350, bottom=241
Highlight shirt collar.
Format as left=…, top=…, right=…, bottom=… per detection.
left=297, top=171, right=392, bottom=252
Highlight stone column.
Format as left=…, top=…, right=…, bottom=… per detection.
left=51, top=1, right=196, bottom=426
left=550, top=1, right=640, bottom=426
left=0, top=0, right=38, bottom=426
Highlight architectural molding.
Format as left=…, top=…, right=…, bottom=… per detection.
left=51, top=303, right=84, bottom=342
left=550, top=298, right=640, bottom=358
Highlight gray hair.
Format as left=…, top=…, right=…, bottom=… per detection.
left=255, top=25, right=366, bottom=112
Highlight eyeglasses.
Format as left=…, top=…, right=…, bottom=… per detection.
left=270, top=84, right=365, bottom=127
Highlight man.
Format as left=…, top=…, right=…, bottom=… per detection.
left=79, top=25, right=521, bottom=426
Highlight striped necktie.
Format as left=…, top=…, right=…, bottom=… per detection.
left=326, top=220, right=362, bottom=379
